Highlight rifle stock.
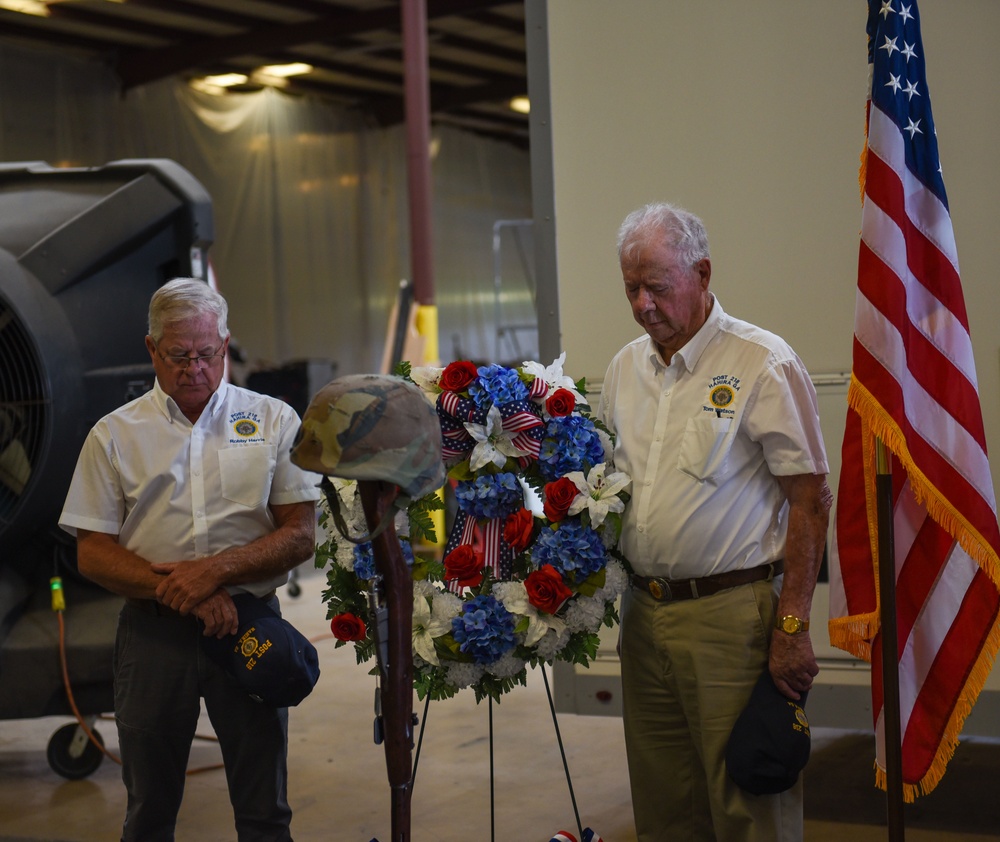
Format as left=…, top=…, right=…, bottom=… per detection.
left=359, top=480, right=413, bottom=842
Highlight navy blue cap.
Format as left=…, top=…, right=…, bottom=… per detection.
left=726, top=670, right=811, bottom=794
left=201, top=592, right=320, bottom=708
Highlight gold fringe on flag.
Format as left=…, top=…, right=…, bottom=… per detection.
left=844, top=376, right=1000, bottom=800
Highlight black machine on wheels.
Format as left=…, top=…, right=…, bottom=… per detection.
left=0, top=159, right=213, bottom=778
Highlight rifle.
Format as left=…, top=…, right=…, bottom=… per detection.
left=358, top=479, right=413, bottom=842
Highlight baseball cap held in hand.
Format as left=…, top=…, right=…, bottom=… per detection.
left=726, top=669, right=810, bottom=794
left=202, top=592, right=320, bottom=708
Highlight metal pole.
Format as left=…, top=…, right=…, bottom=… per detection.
left=400, top=0, right=435, bottom=308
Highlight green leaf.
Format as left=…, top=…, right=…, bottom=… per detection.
left=472, top=669, right=528, bottom=704
left=448, top=461, right=475, bottom=482
left=556, top=631, right=600, bottom=667
left=521, top=470, right=547, bottom=496
left=407, top=494, right=444, bottom=544
left=574, top=567, right=607, bottom=599
left=354, top=637, right=376, bottom=665
left=435, top=634, right=464, bottom=659
left=414, top=668, right=460, bottom=702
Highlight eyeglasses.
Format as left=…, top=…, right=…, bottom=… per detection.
left=157, top=344, right=226, bottom=370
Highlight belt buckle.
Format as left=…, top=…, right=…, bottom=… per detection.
left=648, top=577, right=672, bottom=601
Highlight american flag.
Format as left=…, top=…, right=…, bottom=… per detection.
left=828, top=0, right=1000, bottom=800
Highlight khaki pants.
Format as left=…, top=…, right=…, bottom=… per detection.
left=620, top=578, right=803, bottom=842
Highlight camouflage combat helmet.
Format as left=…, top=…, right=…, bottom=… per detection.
left=291, top=373, right=445, bottom=500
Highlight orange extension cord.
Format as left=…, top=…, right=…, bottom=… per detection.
left=53, top=577, right=224, bottom=776
left=52, top=577, right=336, bottom=778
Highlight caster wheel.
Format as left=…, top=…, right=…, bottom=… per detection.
left=47, top=722, right=105, bottom=780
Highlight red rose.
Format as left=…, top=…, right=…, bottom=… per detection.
left=439, top=360, right=479, bottom=392
left=525, top=565, right=573, bottom=614
left=545, top=388, right=576, bottom=417
left=443, top=544, right=485, bottom=588
left=330, top=612, right=367, bottom=642
left=543, top=476, right=580, bottom=522
left=503, top=507, right=535, bottom=553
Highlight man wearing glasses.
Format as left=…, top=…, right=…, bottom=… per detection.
left=59, top=277, right=321, bottom=841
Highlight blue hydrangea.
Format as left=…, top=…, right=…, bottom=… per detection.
left=455, top=472, right=523, bottom=520
left=530, top=519, right=608, bottom=579
left=353, top=543, right=376, bottom=580
left=354, top=538, right=413, bottom=580
left=537, top=415, right=606, bottom=481
left=451, top=594, right=517, bottom=664
left=469, top=364, right=528, bottom=409
left=400, top=537, right=415, bottom=567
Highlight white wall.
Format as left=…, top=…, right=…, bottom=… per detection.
left=531, top=0, right=1000, bottom=499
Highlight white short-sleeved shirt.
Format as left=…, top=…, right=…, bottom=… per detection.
left=598, top=296, right=828, bottom=580
left=59, top=379, right=322, bottom=596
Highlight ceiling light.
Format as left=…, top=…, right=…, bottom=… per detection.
left=252, top=73, right=290, bottom=89
left=509, top=96, right=530, bottom=115
left=198, top=73, right=248, bottom=88
left=256, top=63, right=313, bottom=78
left=188, top=79, right=227, bottom=96
left=0, top=0, right=50, bottom=16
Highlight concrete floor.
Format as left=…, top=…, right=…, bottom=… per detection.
left=0, top=568, right=996, bottom=841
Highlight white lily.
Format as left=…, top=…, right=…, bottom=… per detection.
left=465, top=403, right=529, bottom=471
left=566, top=463, right=632, bottom=528
left=521, top=352, right=587, bottom=405
left=493, top=582, right=566, bottom=646
left=412, top=592, right=454, bottom=666
left=409, top=365, right=444, bottom=397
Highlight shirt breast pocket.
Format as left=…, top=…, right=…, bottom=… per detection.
left=676, top=417, right=735, bottom=483
left=218, top=445, right=277, bottom=508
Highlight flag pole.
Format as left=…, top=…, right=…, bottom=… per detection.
left=875, top=437, right=905, bottom=841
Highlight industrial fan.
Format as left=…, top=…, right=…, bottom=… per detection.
left=0, top=159, right=212, bottom=778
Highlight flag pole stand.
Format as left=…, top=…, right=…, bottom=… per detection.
left=875, top=438, right=905, bottom=841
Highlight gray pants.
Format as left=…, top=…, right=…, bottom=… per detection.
left=114, top=600, right=292, bottom=842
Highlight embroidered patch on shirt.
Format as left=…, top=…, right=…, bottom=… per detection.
left=703, top=374, right=740, bottom=418
left=229, top=411, right=265, bottom=443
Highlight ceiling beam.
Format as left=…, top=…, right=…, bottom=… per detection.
left=116, top=0, right=509, bottom=89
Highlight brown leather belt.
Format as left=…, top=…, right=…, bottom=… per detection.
left=631, top=560, right=783, bottom=602
left=126, top=590, right=276, bottom=617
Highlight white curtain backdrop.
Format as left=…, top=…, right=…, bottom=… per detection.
left=0, top=40, right=534, bottom=377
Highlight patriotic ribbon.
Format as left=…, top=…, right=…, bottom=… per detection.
left=437, top=388, right=547, bottom=465
left=546, top=831, right=603, bottom=842
left=443, top=508, right=515, bottom=592
left=438, top=380, right=549, bottom=592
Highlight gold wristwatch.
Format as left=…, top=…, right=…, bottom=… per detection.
left=776, top=615, right=809, bottom=634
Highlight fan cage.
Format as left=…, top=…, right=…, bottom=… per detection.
left=0, top=296, right=47, bottom=532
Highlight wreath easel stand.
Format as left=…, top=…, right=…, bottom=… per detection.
left=358, top=479, right=594, bottom=842
left=406, top=663, right=585, bottom=842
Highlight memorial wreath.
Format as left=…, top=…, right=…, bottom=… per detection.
left=316, top=354, right=632, bottom=703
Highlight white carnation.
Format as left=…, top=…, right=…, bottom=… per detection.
left=431, top=590, right=463, bottom=618
left=595, top=559, right=628, bottom=601
left=486, top=652, right=526, bottom=679
left=445, top=661, right=485, bottom=689
left=412, top=579, right=436, bottom=599
left=565, top=596, right=605, bottom=633
left=492, top=581, right=527, bottom=608
left=534, top=627, right=571, bottom=662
